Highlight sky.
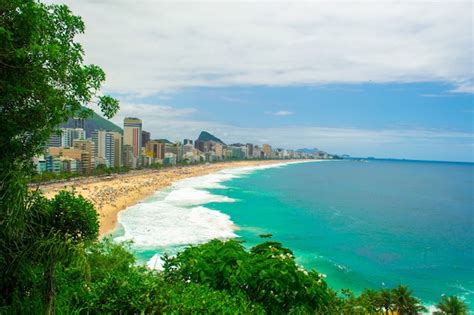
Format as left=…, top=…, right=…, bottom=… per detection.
left=49, top=0, right=473, bottom=162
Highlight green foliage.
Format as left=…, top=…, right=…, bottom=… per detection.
left=30, top=166, right=130, bottom=183
left=49, top=191, right=98, bottom=244
left=392, top=284, right=426, bottom=314
left=30, top=172, right=81, bottom=183
left=0, top=0, right=118, bottom=164
left=336, top=288, right=384, bottom=314
left=0, top=1, right=119, bottom=276
left=163, top=239, right=337, bottom=313
left=378, top=288, right=395, bottom=314
left=0, top=190, right=101, bottom=313
left=336, top=285, right=428, bottom=315
left=1, top=3, right=118, bottom=311
left=2, top=220, right=466, bottom=314
left=435, top=295, right=469, bottom=315
left=53, top=238, right=263, bottom=314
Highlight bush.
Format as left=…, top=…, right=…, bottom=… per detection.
left=56, top=238, right=263, bottom=314
left=163, top=239, right=336, bottom=313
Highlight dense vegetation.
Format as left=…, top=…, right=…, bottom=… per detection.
left=30, top=165, right=131, bottom=183
left=0, top=1, right=469, bottom=314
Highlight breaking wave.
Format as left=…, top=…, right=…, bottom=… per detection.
left=113, top=161, right=316, bottom=260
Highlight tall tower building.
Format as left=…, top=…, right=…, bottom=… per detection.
left=73, top=139, right=94, bottom=174
left=141, top=130, right=150, bottom=148
left=146, top=140, right=165, bottom=159
left=111, top=132, right=122, bottom=167
left=61, top=128, right=86, bottom=148
left=262, top=144, right=272, bottom=158
left=92, top=130, right=116, bottom=167
left=246, top=143, right=253, bottom=159
left=194, top=140, right=205, bottom=152
left=47, top=132, right=61, bottom=148
left=123, top=117, right=142, bottom=166
left=72, top=117, right=85, bottom=129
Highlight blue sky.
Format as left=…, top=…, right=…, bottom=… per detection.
left=111, top=82, right=472, bottom=162
left=52, top=0, right=473, bottom=162
left=139, top=83, right=472, bottom=131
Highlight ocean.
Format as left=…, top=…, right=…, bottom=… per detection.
left=114, top=159, right=474, bottom=308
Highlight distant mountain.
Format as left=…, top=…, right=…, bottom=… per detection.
left=197, top=131, right=225, bottom=145
left=61, top=109, right=122, bottom=137
left=296, top=148, right=320, bottom=154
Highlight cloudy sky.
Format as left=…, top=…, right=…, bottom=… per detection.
left=50, top=0, right=473, bottom=162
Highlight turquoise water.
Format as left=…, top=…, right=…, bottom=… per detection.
left=117, top=160, right=474, bottom=308
left=207, top=160, right=474, bottom=306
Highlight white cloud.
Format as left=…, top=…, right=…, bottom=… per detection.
left=103, top=102, right=473, bottom=161
left=46, top=0, right=473, bottom=94
left=450, top=80, right=474, bottom=93
left=266, top=110, right=294, bottom=116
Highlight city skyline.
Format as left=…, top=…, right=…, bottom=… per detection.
left=36, top=115, right=328, bottom=176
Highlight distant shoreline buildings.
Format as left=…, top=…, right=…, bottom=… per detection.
left=33, top=115, right=339, bottom=175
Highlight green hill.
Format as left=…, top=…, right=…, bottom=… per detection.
left=61, top=110, right=122, bottom=137
left=197, top=131, right=225, bottom=144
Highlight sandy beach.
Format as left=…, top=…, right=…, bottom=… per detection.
left=40, top=160, right=298, bottom=235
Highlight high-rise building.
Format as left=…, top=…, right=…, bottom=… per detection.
left=175, top=142, right=183, bottom=162
left=142, top=130, right=150, bottom=148
left=61, top=128, right=86, bottom=148
left=73, top=139, right=94, bottom=174
left=253, top=145, right=262, bottom=159
left=92, top=130, right=116, bottom=167
left=72, top=117, right=85, bottom=129
left=48, top=147, right=62, bottom=157
left=45, top=155, right=62, bottom=173
left=214, top=143, right=224, bottom=158
left=146, top=140, right=165, bottom=159
left=182, top=143, right=194, bottom=155
left=123, top=144, right=135, bottom=168
left=112, top=132, right=122, bottom=167
left=47, top=132, right=62, bottom=148
left=246, top=143, right=253, bottom=158
left=73, top=139, right=94, bottom=156
left=194, top=140, right=205, bottom=152
left=61, top=158, right=78, bottom=173
left=262, top=144, right=272, bottom=158
left=228, top=146, right=245, bottom=159
left=123, top=118, right=142, bottom=166
left=33, top=155, right=47, bottom=173
left=61, top=148, right=82, bottom=160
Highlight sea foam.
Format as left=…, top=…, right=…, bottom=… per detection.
left=115, top=161, right=317, bottom=251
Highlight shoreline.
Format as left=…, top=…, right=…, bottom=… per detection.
left=41, top=160, right=310, bottom=235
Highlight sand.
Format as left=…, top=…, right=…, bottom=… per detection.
left=40, top=160, right=296, bottom=235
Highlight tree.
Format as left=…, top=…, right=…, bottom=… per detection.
left=40, top=191, right=99, bottom=314
left=163, top=239, right=337, bottom=313
left=0, top=0, right=118, bottom=225
left=377, top=288, right=394, bottom=315
left=0, top=0, right=118, bottom=312
left=392, top=285, right=426, bottom=314
left=6, top=191, right=99, bottom=314
left=435, top=296, right=469, bottom=315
